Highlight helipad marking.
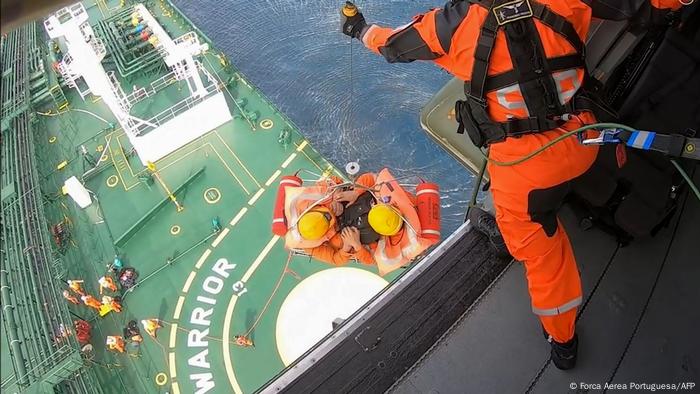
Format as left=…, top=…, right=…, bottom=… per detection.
left=182, top=271, right=197, bottom=293
left=247, top=188, right=265, bottom=205
left=169, top=323, right=178, bottom=348
left=296, top=140, right=308, bottom=151
left=173, top=296, right=185, bottom=319
left=242, top=236, right=280, bottom=282
left=223, top=294, right=244, bottom=394
left=195, top=249, right=212, bottom=269
left=168, top=352, right=177, bottom=378
left=281, top=153, right=297, bottom=168
left=265, top=170, right=281, bottom=186
left=223, top=236, right=280, bottom=393
left=229, top=207, right=248, bottom=227
left=211, top=228, right=230, bottom=248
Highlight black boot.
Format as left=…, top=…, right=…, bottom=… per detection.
left=548, top=333, right=578, bottom=370
left=467, top=207, right=509, bottom=257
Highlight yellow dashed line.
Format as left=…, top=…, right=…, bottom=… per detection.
left=172, top=382, right=181, bottom=394
left=169, top=323, right=178, bottom=348
left=173, top=296, right=185, bottom=320
left=182, top=271, right=196, bottom=293
left=229, top=207, right=248, bottom=227
left=247, top=188, right=265, bottom=205
left=281, top=153, right=297, bottom=168
left=168, top=352, right=177, bottom=378
left=241, top=236, right=280, bottom=282
left=211, top=227, right=230, bottom=248
left=265, top=170, right=282, bottom=186
left=195, top=249, right=212, bottom=269
left=296, top=140, right=308, bottom=151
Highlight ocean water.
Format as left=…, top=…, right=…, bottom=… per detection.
left=175, top=0, right=474, bottom=234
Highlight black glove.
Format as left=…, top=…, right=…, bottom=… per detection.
left=341, top=1, right=367, bottom=39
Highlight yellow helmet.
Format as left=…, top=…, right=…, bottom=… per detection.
left=298, top=210, right=331, bottom=240
left=368, top=204, right=403, bottom=236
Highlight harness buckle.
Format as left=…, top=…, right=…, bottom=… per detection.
left=579, top=128, right=622, bottom=145
left=493, top=0, right=533, bottom=26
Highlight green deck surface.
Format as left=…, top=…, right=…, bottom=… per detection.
left=5, top=1, right=402, bottom=393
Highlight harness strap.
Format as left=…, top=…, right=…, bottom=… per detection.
left=619, top=130, right=700, bottom=160
left=530, top=1, right=584, bottom=55
left=468, top=0, right=500, bottom=102
left=464, top=54, right=583, bottom=93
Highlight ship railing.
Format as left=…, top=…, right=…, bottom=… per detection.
left=124, top=71, right=179, bottom=106
left=133, top=82, right=218, bottom=135
left=197, top=60, right=220, bottom=90
left=173, top=31, right=198, bottom=47
left=89, top=36, right=106, bottom=60
left=1, top=344, right=76, bottom=390
left=107, top=71, right=131, bottom=112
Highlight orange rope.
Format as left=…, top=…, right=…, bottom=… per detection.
left=243, top=252, right=292, bottom=337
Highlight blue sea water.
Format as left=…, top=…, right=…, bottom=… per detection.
left=175, top=0, right=474, bottom=234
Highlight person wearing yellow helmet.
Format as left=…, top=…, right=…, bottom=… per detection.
left=302, top=173, right=378, bottom=266
left=297, top=210, right=333, bottom=241
left=367, top=203, right=403, bottom=236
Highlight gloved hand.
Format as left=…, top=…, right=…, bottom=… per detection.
left=341, top=1, right=367, bottom=39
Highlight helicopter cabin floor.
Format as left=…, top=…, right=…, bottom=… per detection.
left=8, top=2, right=404, bottom=393
left=391, top=164, right=700, bottom=394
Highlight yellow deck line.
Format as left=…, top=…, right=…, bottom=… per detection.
left=106, top=136, right=130, bottom=191
left=147, top=142, right=210, bottom=176
left=223, top=235, right=280, bottom=393
left=242, top=236, right=280, bottom=282
left=229, top=207, right=248, bottom=227
left=211, top=147, right=251, bottom=195
left=281, top=153, right=297, bottom=168
left=168, top=352, right=177, bottom=378
left=247, top=188, right=265, bottom=205
left=171, top=382, right=181, bottom=394
left=173, top=296, right=185, bottom=320
left=222, top=294, right=244, bottom=394
left=215, top=131, right=262, bottom=187
left=265, top=170, right=281, bottom=186
left=211, top=227, right=230, bottom=248
left=182, top=271, right=196, bottom=293
left=195, top=249, right=212, bottom=269
left=169, top=323, right=178, bottom=348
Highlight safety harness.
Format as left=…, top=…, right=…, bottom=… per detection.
left=338, top=192, right=381, bottom=245
left=455, top=0, right=609, bottom=147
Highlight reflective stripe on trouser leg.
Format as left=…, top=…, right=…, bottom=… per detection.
left=532, top=296, right=582, bottom=316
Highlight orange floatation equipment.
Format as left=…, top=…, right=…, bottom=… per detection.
left=283, top=184, right=338, bottom=249
left=271, top=175, right=302, bottom=236
left=415, top=182, right=441, bottom=242
left=371, top=169, right=441, bottom=275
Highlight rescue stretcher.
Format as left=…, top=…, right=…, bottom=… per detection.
left=270, top=168, right=442, bottom=275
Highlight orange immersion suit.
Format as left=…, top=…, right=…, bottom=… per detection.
left=305, top=173, right=377, bottom=266
left=357, top=0, right=682, bottom=343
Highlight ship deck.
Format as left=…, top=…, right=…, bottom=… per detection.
left=1, top=1, right=401, bottom=393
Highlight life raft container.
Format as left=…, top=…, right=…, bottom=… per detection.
left=271, top=175, right=302, bottom=236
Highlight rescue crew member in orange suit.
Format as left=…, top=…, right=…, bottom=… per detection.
left=98, top=275, right=118, bottom=294
left=63, top=290, right=80, bottom=305
left=106, top=335, right=126, bottom=353
left=301, top=173, right=377, bottom=266
left=141, top=319, right=162, bottom=338
left=81, top=294, right=102, bottom=311
left=341, top=0, right=683, bottom=369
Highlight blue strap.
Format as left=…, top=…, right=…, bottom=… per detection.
left=627, top=130, right=656, bottom=150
